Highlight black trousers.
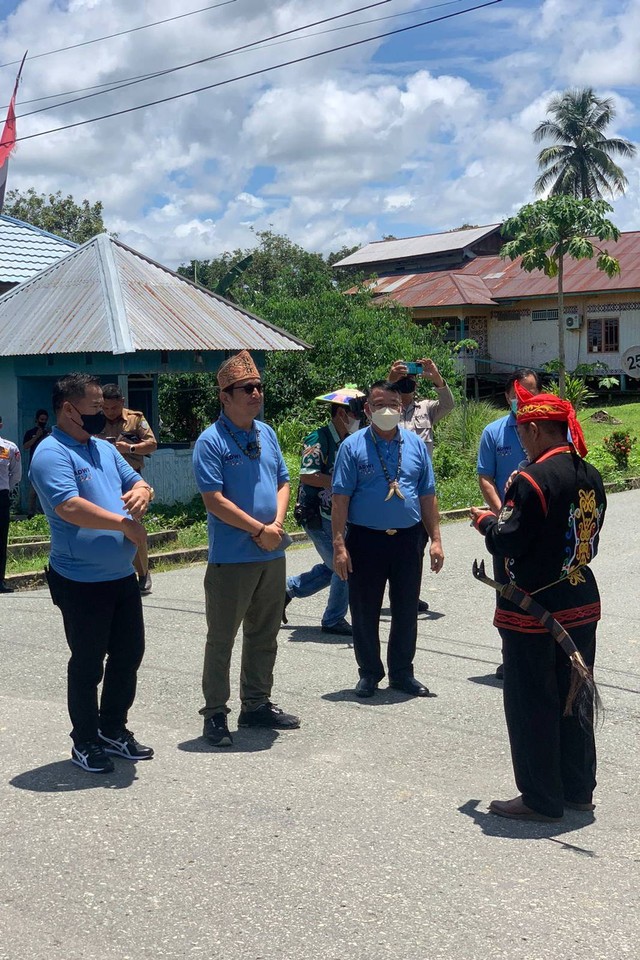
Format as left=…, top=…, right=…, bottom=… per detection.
left=500, top=621, right=597, bottom=818
left=346, top=522, right=425, bottom=682
left=0, top=489, right=10, bottom=582
left=47, top=566, right=146, bottom=744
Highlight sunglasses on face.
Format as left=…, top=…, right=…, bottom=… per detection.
left=230, top=382, right=263, bottom=395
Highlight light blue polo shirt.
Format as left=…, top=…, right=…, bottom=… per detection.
left=476, top=413, right=527, bottom=503
left=193, top=413, right=289, bottom=564
left=30, top=427, right=141, bottom=582
left=332, top=426, right=435, bottom=529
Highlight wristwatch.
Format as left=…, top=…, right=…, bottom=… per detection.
left=145, top=485, right=155, bottom=502
left=130, top=444, right=136, bottom=455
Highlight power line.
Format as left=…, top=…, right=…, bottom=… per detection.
left=17, top=0, right=395, bottom=119
left=11, top=1, right=465, bottom=111
left=13, top=1, right=502, bottom=146
left=0, top=0, right=240, bottom=70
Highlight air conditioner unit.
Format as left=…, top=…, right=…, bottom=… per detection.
left=565, top=315, right=583, bottom=330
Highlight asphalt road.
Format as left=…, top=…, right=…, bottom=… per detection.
left=1, top=490, right=639, bottom=960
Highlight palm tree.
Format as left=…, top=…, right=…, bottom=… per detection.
left=534, top=88, right=637, bottom=199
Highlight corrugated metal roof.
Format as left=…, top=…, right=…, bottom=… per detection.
left=353, top=232, right=640, bottom=308
left=489, top=231, right=640, bottom=300
left=0, top=215, right=77, bottom=283
left=333, top=224, right=502, bottom=267
left=369, top=270, right=495, bottom=307
left=0, top=234, right=308, bottom=356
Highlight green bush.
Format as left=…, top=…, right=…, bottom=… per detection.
left=547, top=375, right=594, bottom=412
left=602, top=429, right=636, bottom=470
left=585, top=444, right=618, bottom=478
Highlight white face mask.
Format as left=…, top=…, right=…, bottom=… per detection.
left=370, top=407, right=401, bottom=431
left=346, top=417, right=360, bottom=435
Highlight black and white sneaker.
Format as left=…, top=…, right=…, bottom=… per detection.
left=71, top=740, right=115, bottom=774
left=98, top=728, right=154, bottom=760
left=203, top=713, right=233, bottom=747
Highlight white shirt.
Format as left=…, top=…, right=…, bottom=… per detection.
left=0, top=436, right=22, bottom=491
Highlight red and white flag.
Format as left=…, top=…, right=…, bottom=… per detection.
left=0, top=53, right=27, bottom=213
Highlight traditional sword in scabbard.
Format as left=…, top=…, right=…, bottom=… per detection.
left=472, top=559, right=603, bottom=723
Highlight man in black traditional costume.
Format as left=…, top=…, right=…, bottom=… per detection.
left=470, top=381, right=606, bottom=822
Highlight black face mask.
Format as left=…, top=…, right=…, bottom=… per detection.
left=396, top=377, right=416, bottom=394
left=70, top=404, right=107, bottom=435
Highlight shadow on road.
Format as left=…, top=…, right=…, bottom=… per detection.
left=9, top=759, right=138, bottom=792
left=380, top=606, right=446, bottom=621
left=323, top=687, right=438, bottom=705
left=458, top=799, right=597, bottom=854
left=468, top=673, right=504, bottom=689
left=178, top=730, right=279, bottom=754
left=285, top=626, right=352, bottom=645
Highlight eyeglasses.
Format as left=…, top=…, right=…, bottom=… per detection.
left=229, top=382, right=263, bottom=395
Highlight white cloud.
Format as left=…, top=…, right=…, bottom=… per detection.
left=0, top=0, right=637, bottom=267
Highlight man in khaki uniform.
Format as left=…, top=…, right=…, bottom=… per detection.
left=99, top=384, right=157, bottom=595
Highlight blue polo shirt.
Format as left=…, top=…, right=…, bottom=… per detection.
left=30, top=428, right=141, bottom=582
left=332, top=426, right=435, bottom=529
left=476, top=413, right=527, bottom=503
left=193, top=413, right=289, bottom=564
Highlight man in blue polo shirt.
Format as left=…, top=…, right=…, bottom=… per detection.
left=332, top=380, right=444, bottom=698
left=193, top=350, right=300, bottom=747
left=477, top=368, right=541, bottom=679
left=30, top=374, right=154, bottom=774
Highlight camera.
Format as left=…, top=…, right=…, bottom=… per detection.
left=405, top=361, right=423, bottom=375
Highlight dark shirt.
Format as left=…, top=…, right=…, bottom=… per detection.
left=23, top=425, right=51, bottom=462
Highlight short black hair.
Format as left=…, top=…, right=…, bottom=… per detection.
left=330, top=403, right=348, bottom=418
left=367, top=379, right=401, bottom=396
left=52, top=374, right=102, bottom=412
left=102, top=383, right=124, bottom=401
left=36, top=408, right=48, bottom=419
left=505, top=368, right=542, bottom=394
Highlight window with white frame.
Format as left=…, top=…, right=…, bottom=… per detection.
left=587, top=317, right=619, bottom=353
left=531, top=308, right=559, bottom=321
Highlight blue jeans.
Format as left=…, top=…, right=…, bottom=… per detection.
left=286, top=517, right=349, bottom=627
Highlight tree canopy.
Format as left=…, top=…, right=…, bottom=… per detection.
left=3, top=188, right=108, bottom=244
left=533, top=87, right=637, bottom=200
left=160, top=230, right=458, bottom=439
left=501, top=196, right=620, bottom=397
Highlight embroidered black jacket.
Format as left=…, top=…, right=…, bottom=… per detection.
left=477, top=445, right=607, bottom=634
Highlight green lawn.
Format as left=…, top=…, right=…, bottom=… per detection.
left=8, top=401, right=640, bottom=576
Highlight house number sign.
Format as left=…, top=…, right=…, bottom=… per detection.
left=622, top=346, right=640, bottom=378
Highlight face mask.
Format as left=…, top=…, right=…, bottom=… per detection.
left=510, top=399, right=518, bottom=414
left=70, top=404, right=107, bottom=435
left=346, top=417, right=360, bottom=435
left=370, top=407, right=401, bottom=431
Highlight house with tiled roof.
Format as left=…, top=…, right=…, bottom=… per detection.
left=335, top=225, right=640, bottom=389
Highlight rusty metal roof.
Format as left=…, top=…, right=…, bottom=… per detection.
left=333, top=224, right=502, bottom=268
left=356, top=231, right=640, bottom=308
left=371, top=271, right=496, bottom=307
left=0, top=215, right=77, bottom=284
left=0, top=234, right=308, bottom=356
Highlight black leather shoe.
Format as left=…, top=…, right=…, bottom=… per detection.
left=417, top=598, right=430, bottom=612
left=321, top=618, right=352, bottom=636
left=282, top=594, right=292, bottom=625
left=389, top=677, right=430, bottom=696
left=355, top=677, right=377, bottom=697
left=238, top=702, right=300, bottom=729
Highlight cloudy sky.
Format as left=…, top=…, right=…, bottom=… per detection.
left=0, top=0, right=638, bottom=267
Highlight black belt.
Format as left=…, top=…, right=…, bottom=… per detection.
left=350, top=522, right=420, bottom=536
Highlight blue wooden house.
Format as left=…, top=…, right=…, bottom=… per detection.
left=0, top=231, right=307, bottom=505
